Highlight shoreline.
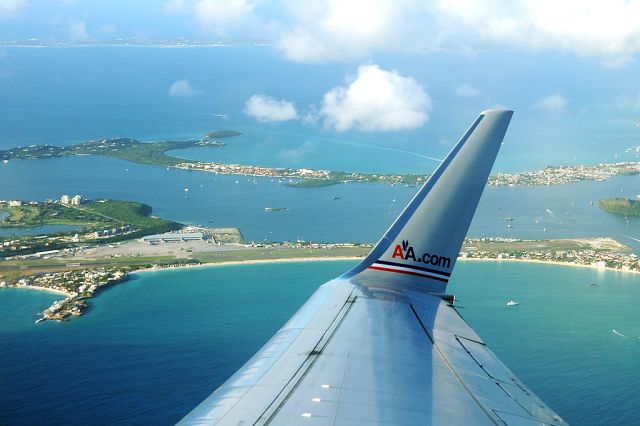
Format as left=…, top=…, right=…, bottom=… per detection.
left=457, top=257, right=640, bottom=275
left=132, top=255, right=640, bottom=277
left=4, top=256, right=637, bottom=302
left=4, top=284, right=70, bottom=297
left=131, top=256, right=363, bottom=275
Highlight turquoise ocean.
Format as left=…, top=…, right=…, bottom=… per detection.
left=1, top=261, right=639, bottom=425
left=1, top=47, right=640, bottom=424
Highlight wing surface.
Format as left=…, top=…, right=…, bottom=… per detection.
left=178, top=110, right=567, bottom=425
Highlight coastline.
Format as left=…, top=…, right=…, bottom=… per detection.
left=457, top=257, right=640, bottom=276
left=131, top=256, right=363, bottom=275
left=5, top=285, right=70, bottom=297
left=132, top=255, right=640, bottom=277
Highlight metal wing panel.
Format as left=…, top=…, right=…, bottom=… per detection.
left=180, top=285, right=567, bottom=425
left=178, top=281, right=356, bottom=425
left=413, top=297, right=567, bottom=425
left=268, top=291, right=493, bottom=426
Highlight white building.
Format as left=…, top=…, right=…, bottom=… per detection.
left=61, top=194, right=71, bottom=205
left=71, top=195, right=83, bottom=206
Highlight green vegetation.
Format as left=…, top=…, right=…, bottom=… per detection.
left=0, top=200, right=179, bottom=234
left=0, top=256, right=180, bottom=282
left=285, top=178, right=344, bottom=188
left=0, top=130, right=241, bottom=167
left=1, top=202, right=105, bottom=228
left=81, top=200, right=180, bottom=237
left=0, top=199, right=181, bottom=257
left=599, top=198, right=640, bottom=216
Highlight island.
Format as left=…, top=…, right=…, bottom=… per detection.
left=0, top=130, right=239, bottom=166
left=599, top=197, right=640, bottom=216
left=2, top=136, right=640, bottom=188
left=0, top=198, right=180, bottom=256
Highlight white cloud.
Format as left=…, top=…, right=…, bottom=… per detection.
left=69, top=20, right=89, bottom=41
left=244, top=94, right=299, bottom=122
left=276, top=0, right=419, bottom=62
left=533, top=93, right=567, bottom=113
left=169, top=79, right=203, bottom=97
left=454, top=83, right=480, bottom=97
left=194, top=0, right=258, bottom=35
left=271, top=0, right=640, bottom=62
left=433, top=0, right=640, bottom=56
left=320, top=64, right=431, bottom=131
left=0, top=0, right=26, bottom=19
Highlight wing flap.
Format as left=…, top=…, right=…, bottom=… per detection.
left=179, top=282, right=356, bottom=425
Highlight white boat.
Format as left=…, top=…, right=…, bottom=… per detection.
left=506, top=300, right=519, bottom=307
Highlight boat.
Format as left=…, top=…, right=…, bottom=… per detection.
left=35, top=318, right=45, bottom=324
left=184, top=188, right=189, bottom=192
left=264, top=207, right=288, bottom=212
left=505, top=216, right=513, bottom=221
left=590, top=283, right=599, bottom=287
left=2, top=159, right=8, bottom=164
left=331, top=196, right=340, bottom=200
left=506, top=300, right=519, bottom=307
left=506, top=224, right=512, bottom=228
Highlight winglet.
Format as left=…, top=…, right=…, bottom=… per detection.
left=343, top=109, right=513, bottom=294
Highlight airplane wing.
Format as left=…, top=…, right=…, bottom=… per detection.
left=179, top=110, right=568, bottom=425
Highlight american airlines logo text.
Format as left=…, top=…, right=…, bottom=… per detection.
left=391, top=240, right=451, bottom=269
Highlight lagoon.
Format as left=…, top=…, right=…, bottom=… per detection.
left=0, top=223, right=81, bottom=237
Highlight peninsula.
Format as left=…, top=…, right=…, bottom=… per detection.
left=2, top=136, right=639, bottom=188
left=599, top=198, right=640, bottom=216
left=0, top=130, right=239, bottom=166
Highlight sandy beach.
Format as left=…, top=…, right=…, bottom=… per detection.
left=457, top=257, right=640, bottom=276
left=132, top=256, right=363, bottom=275
left=132, top=255, right=640, bottom=277
left=7, top=285, right=70, bottom=297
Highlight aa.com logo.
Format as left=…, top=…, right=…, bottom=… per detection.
left=391, top=240, right=451, bottom=269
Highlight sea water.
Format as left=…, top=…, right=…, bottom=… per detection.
left=1, top=46, right=640, bottom=425
left=1, top=47, right=639, bottom=172
left=1, top=260, right=639, bottom=425
left=1, top=156, right=639, bottom=251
